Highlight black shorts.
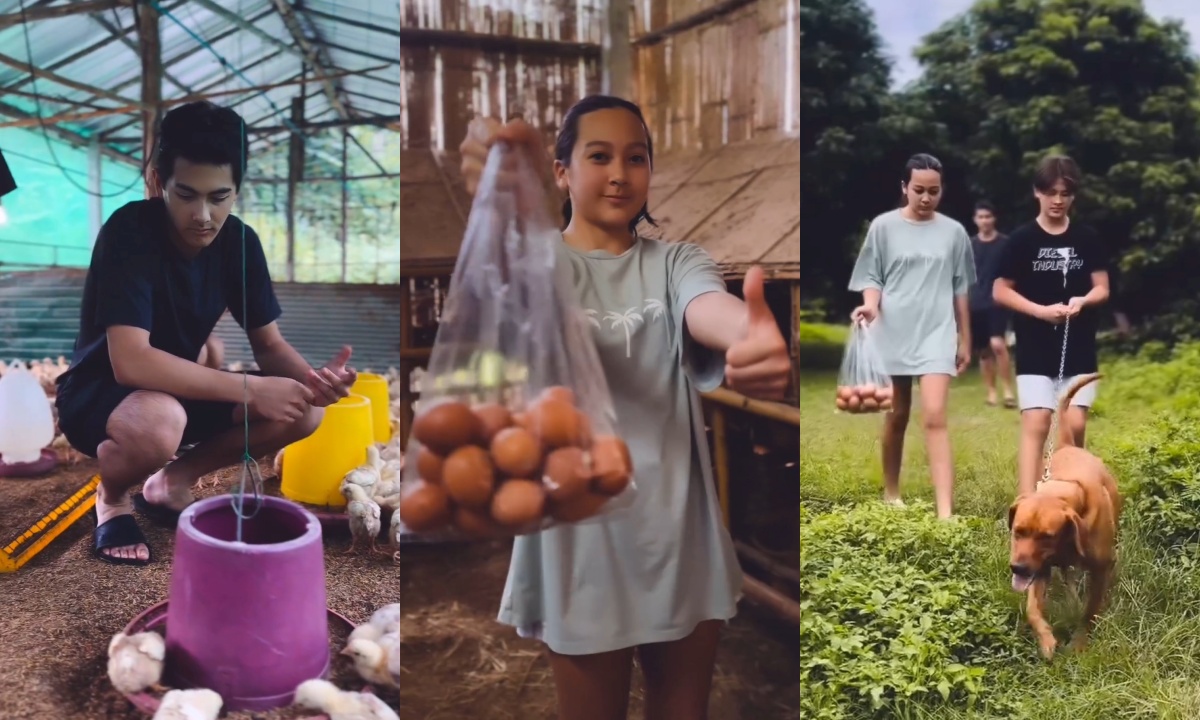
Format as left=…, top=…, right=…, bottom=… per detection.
left=969, top=307, right=1011, bottom=352
left=55, top=371, right=260, bottom=459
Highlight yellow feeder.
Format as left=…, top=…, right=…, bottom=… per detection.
left=281, top=394, right=374, bottom=508
left=351, top=372, right=391, bottom=443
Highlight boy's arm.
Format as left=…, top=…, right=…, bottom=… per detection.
left=246, top=322, right=314, bottom=384
left=108, top=325, right=249, bottom=403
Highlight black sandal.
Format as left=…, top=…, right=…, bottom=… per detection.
left=93, top=514, right=153, bottom=566
left=132, top=492, right=186, bottom=529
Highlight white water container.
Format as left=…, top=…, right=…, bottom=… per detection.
left=0, top=364, right=54, bottom=464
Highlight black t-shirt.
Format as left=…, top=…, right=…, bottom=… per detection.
left=969, top=232, right=1010, bottom=310
left=997, top=220, right=1108, bottom=377
left=57, top=198, right=281, bottom=390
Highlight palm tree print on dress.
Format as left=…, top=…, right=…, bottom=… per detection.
left=605, top=307, right=645, bottom=357
left=643, top=298, right=666, bottom=321
left=585, top=308, right=602, bottom=328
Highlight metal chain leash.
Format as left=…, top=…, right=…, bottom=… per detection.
left=1039, top=316, right=1071, bottom=486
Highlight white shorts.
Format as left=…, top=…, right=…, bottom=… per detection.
left=1016, top=374, right=1098, bottom=411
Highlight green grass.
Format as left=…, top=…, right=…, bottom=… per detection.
left=801, top=348, right=1200, bottom=719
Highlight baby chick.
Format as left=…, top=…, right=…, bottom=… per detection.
left=152, top=688, right=223, bottom=720
left=344, top=482, right=383, bottom=556
left=348, top=603, right=400, bottom=646
left=341, top=458, right=381, bottom=499
left=342, top=631, right=400, bottom=689
left=390, top=508, right=402, bottom=564
left=373, top=458, right=401, bottom=499
left=380, top=434, right=403, bottom=463
left=293, top=679, right=399, bottom=720
left=107, top=631, right=167, bottom=695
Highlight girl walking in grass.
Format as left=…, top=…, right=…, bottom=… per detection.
left=993, top=154, right=1109, bottom=496
left=848, top=153, right=975, bottom=519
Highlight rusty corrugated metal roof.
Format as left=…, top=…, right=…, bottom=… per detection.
left=399, top=135, right=799, bottom=278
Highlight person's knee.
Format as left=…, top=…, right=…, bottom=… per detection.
left=106, top=391, right=187, bottom=464
left=1022, top=410, right=1052, bottom=435
left=990, top=337, right=1007, bottom=356
left=922, top=406, right=948, bottom=432
left=885, top=405, right=910, bottom=431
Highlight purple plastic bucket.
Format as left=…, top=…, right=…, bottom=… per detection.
left=165, top=495, right=330, bottom=712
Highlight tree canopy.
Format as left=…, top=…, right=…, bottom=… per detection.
left=804, top=0, right=1200, bottom=339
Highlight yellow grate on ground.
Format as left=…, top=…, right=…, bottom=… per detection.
left=0, top=475, right=98, bottom=573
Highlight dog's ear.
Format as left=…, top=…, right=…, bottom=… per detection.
left=1007, top=496, right=1024, bottom=530
left=1063, top=509, right=1088, bottom=559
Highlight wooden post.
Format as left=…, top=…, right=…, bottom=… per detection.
left=712, top=405, right=730, bottom=528
left=603, top=0, right=632, bottom=98
left=340, top=129, right=349, bottom=283
left=398, top=279, right=412, bottom=447
left=285, top=95, right=304, bottom=282
left=137, top=0, right=161, bottom=198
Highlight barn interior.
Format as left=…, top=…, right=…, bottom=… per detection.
left=397, top=0, right=798, bottom=716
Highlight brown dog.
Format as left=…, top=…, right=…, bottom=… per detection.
left=1007, top=373, right=1121, bottom=660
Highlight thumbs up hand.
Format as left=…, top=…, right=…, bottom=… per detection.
left=724, top=267, right=791, bottom=401
left=307, top=345, right=358, bottom=407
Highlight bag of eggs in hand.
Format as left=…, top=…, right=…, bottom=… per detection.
left=394, top=142, right=635, bottom=541
left=397, top=385, right=635, bottom=539
left=834, top=320, right=893, bottom=414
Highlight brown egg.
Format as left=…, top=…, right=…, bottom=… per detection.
left=539, top=385, right=576, bottom=405
left=880, top=399, right=893, bottom=411
left=527, top=397, right=585, bottom=449
left=491, top=479, right=546, bottom=528
left=512, top=411, right=530, bottom=430
left=836, top=385, right=853, bottom=401
left=442, top=446, right=496, bottom=507
left=856, top=384, right=875, bottom=399
left=876, top=386, right=893, bottom=401
left=861, top=397, right=879, bottom=412
left=397, top=481, right=452, bottom=533
left=589, top=435, right=632, bottom=496
left=835, top=397, right=849, bottom=411
left=847, top=395, right=862, bottom=413
left=473, top=402, right=513, bottom=444
left=416, top=447, right=444, bottom=484
left=576, top=410, right=594, bottom=447
left=453, top=506, right=507, bottom=538
left=412, top=401, right=483, bottom=454
left=491, top=427, right=543, bottom=478
left=550, top=491, right=609, bottom=523
left=543, top=447, right=590, bottom=502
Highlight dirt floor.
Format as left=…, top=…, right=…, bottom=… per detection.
left=398, top=544, right=800, bottom=719
left=0, top=453, right=797, bottom=720
left=0, top=453, right=400, bottom=720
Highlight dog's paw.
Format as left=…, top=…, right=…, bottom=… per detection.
left=1038, top=636, right=1058, bottom=660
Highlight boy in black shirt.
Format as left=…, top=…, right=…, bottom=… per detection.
left=993, top=155, right=1110, bottom=496
left=55, top=102, right=358, bottom=566
left=967, top=200, right=1015, bottom=408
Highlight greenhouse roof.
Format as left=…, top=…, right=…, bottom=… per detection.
left=0, top=0, right=400, bottom=172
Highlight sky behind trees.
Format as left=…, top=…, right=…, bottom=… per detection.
left=867, top=0, right=1200, bottom=87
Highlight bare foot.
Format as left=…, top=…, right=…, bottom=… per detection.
left=141, top=467, right=195, bottom=512
left=95, top=485, right=150, bottom=562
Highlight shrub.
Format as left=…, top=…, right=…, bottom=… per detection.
left=800, top=503, right=1026, bottom=719
left=1109, top=417, right=1200, bottom=552
left=800, top=322, right=849, bottom=371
